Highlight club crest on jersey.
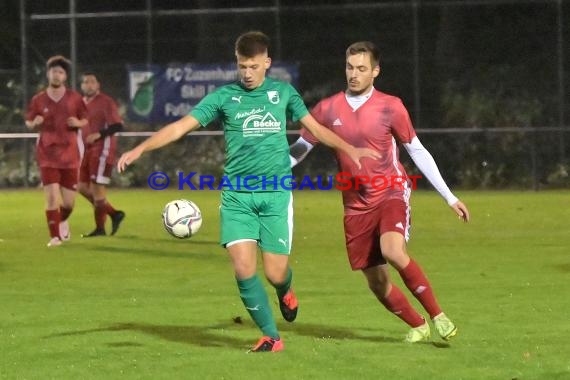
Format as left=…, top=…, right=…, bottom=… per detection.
left=267, top=91, right=280, bottom=104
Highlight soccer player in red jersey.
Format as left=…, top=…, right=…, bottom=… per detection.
left=290, top=41, right=470, bottom=342
left=25, top=55, right=88, bottom=247
left=78, top=72, right=126, bottom=237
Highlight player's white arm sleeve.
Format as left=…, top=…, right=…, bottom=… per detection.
left=403, top=137, right=459, bottom=206
left=289, top=136, right=315, bottom=168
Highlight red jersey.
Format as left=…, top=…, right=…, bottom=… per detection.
left=26, top=88, right=87, bottom=169
left=301, top=89, right=416, bottom=214
left=83, top=92, right=122, bottom=162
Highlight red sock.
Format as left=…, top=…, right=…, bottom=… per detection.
left=399, top=259, right=442, bottom=319
left=46, top=209, right=61, bottom=238
left=380, top=284, right=425, bottom=327
left=94, top=199, right=107, bottom=230
left=105, top=201, right=117, bottom=216
left=60, top=206, right=72, bottom=222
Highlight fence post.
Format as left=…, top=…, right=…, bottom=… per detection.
left=530, top=130, right=538, bottom=191
left=20, top=0, right=29, bottom=187
left=556, top=0, right=566, bottom=165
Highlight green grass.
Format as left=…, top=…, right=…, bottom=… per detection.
left=0, top=189, right=569, bottom=380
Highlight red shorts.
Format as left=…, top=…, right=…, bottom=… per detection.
left=40, top=167, right=78, bottom=190
left=343, top=198, right=411, bottom=270
left=80, top=148, right=114, bottom=185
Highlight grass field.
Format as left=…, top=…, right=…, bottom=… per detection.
left=0, top=189, right=569, bottom=380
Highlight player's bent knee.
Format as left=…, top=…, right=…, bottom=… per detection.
left=262, top=253, right=289, bottom=281
left=233, top=264, right=257, bottom=280
left=366, top=276, right=389, bottom=295
left=265, top=270, right=287, bottom=285
left=382, top=250, right=409, bottom=269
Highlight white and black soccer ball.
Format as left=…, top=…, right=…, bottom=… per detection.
left=162, top=199, right=203, bottom=239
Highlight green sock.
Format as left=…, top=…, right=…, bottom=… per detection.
left=237, top=274, right=279, bottom=339
left=271, top=267, right=293, bottom=299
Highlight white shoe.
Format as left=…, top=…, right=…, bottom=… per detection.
left=433, top=313, right=457, bottom=341
left=404, top=320, right=431, bottom=343
left=47, top=237, right=62, bottom=247
left=60, top=220, right=71, bottom=241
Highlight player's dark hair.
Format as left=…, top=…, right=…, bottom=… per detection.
left=346, top=41, right=381, bottom=67
left=80, top=71, right=99, bottom=82
left=235, top=31, right=270, bottom=57
left=46, top=55, right=72, bottom=75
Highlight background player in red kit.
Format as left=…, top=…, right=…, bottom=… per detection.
left=78, top=72, right=126, bottom=237
left=25, top=55, right=88, bottom=247
left=290, top=41, right=470, bottom=342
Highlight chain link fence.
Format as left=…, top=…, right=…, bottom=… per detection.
left=1, top=0, right=569, bottom=189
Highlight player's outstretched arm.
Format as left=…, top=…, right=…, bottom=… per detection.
left=117, top=115, right=201, bottom=173
left=403, top=136, right=470, bottom=223
left=299, top=114, right=380, bottom=169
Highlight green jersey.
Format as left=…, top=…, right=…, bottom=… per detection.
left=190, top=77, right=309, bottom=191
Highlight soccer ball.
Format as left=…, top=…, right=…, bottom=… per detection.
left=162, top=199, right=203, bottom=239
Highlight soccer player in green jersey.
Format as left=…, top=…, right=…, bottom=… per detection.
left=118, top=31, right=379, bottom=352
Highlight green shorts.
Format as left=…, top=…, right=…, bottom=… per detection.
left=220, top=191, right=293, bottom=254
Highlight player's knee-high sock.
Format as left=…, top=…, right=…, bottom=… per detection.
left=60, top=206, right=72, bottom=222
left=380, top=284, right=425, bottom=327
left=399, top=259, right=442, bottom=319
left=270, top=267, right=292, bottom=299
left=94, top=199, right=108, bottom=230
left=105, top=201, right=117, bottom=216
left=45, top=209, right=61, bottom=238
left=237, top=274, right=279, bottom=339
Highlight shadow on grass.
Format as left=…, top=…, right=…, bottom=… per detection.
left=44, top=322, right=251, bottom=349
left=43, top=318, right=449, bottom=349
left=555, top=263, right=570, bottom=272
left=431, top=341, right=451, bottom=348
left=279, top=321, right=402, bottom=344
left=112, top=235, right=220, bottom=247
left=106, top=341, right=145, bottom=348
left=84, top=243, right=223, bottom=260
left=281, top=321, right=450, bottom=348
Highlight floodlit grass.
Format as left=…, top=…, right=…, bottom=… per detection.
left=0, top=189, right=569, bottom=379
